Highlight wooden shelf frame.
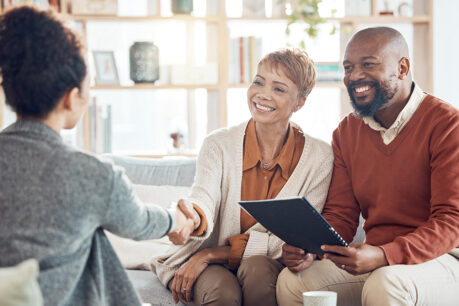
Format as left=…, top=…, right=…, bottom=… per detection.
left=227, top=15, right=431, bottom=23
left=69, top=14, right=220, bottom=23
left=0, top=0, right=434, bottom=157
left=91, top=84, right=219, bottom=90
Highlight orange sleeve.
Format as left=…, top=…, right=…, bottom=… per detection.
left=190, top=203, right=207, bottom=237
left=227, top=234, right=250, bottom=270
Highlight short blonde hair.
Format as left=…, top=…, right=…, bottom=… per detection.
left=258, top=48, right=316, bottom=98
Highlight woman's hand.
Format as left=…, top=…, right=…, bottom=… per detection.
left=170, top=249, right=209, bottom=304
left=167, top=199, right=201, bottom=245
left=177, top=199, right=201, bottom=229
left=167, top=208, right=195, bottom=245
left=169, top=246, right=230, bottom=304
left=322, top=242, right=388, bottom=275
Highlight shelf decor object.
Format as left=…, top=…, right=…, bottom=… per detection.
left=93, top=50, right=120, bottom=85
left=70, top=0, right=117, bottom=15
left=171, top=0, right=193, bottom=15
left=129, top=41, right=160, bottom=84
left=243, top=0, right=265, bottom=17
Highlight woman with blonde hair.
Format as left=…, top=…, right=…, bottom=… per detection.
left=152, top=48, right=334, bottom=306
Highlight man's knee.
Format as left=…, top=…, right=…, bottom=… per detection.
left=362, top=267, right=410, bottom=306
left=276, top=268, right=305, bottom=306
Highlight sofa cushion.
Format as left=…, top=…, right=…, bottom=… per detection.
left=127, top=270, right=185, bottom=306
left=101, top=154, right=196, bottom=186
left=132, top=184, right=191, bottom=209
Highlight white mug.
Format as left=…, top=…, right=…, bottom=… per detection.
left=302, top=291, right=337, bottom=306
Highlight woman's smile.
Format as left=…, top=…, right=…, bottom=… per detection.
left=253, top=101, right=276, bottom=112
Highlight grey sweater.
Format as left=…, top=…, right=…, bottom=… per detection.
left=0, top=120, right=174, bottom=306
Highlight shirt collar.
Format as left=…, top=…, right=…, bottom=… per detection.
left=363, top=82, right=426, bottom=132
left=276, top=124, right=296, bottom=180
left=243, top=119, right=262, bottom=171
left=243, top=119, right=296, bottom=180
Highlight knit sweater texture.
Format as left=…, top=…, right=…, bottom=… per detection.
left=151, top=120, right=334, bottom=286
left=323, top=95, right=459, bottom=265
left=0, top=120, right=174, bottom=306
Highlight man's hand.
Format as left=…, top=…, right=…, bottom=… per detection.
left=169, top=249, right=210, bottom=304
left=322, top=242, right=388, bottom=275
left=282, top=243, right=316, bottom=273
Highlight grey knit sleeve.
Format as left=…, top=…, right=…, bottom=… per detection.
left=101, top=166, right=175, bottom=240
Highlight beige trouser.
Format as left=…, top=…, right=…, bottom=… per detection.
left=187, top=255, right=284, bottom=306
left=276, top=254, right=459, bottom=306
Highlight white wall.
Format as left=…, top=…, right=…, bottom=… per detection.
left=433, top=0, right=459, bottom=108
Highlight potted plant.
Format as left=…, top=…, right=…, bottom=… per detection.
left=282, top=0, right=336, bottom=48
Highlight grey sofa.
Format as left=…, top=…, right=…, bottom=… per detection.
left=105, top=154, right=365, bottom=306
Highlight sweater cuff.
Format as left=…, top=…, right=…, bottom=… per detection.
left=227, top=234, right=249, bottom=270
left=242, top=231, right=269, bottom=260
left=165, top=208, right=176, bottom=234
left=380, top=242, right=403, bottom=265
left=190, top=203, right=207, bottom=237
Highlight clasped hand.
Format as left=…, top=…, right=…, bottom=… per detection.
left=167, top=199, right=201, bottom=245
left=282, top=242, right=388, bottom=275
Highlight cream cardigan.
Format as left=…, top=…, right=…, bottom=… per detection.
left=151, top=120, right=334, bottom=286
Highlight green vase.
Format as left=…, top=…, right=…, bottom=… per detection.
left=171, top=0, right=193, bottom=14
left=129, top=42, right=159, bottom=83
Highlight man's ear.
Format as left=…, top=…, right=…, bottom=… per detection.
left=398, top=57, right=410, bottom=80
left=63, top=87, right=80, bottom=111
left=295, top=96, right=307, bottom=112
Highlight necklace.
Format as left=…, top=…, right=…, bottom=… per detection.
left=262, top=161, right=270, bottom=170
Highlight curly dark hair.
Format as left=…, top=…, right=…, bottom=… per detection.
left=0, top=6, right=86, bottom=118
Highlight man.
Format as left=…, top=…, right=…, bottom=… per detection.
left=276, top=27, right=459, bottom=306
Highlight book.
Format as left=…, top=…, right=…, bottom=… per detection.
left=315, top=62, right=343, bottom=82
left=239, top=196, right=348, bottom=255
left=229, top=36, right=262, bottom=84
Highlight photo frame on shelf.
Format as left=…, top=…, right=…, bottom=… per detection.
left=92, top=51, right=119, bottom=86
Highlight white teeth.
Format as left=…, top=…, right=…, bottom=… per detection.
left=254, top=102, right=275, bottom=111
left=355, top=86, right=370, bottom=93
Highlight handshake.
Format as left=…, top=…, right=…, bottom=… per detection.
left=167, top=199, right=202, bottom=245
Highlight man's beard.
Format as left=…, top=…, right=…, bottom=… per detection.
left=347, top=78, right=398, bottom=117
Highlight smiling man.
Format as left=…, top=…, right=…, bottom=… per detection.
left=276, top=27, right=459, bottom=306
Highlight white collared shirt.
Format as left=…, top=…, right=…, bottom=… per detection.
left=363, top=83, right=426, bottom=145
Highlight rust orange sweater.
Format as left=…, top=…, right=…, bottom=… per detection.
left=323, top=95, right=459, bottom=265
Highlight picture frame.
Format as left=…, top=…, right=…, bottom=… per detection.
left=92, top=51, right=120, bottom=86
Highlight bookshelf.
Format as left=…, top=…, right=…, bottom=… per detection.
left=0, top=0, right=434, bottom=156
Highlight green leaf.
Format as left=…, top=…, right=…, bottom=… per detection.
left=330, top=24, right=336, bottom=35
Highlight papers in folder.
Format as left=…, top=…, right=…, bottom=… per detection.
left=239, top=196, right=348, bottom=255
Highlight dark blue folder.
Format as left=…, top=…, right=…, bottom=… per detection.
left=239, top=196, right=348, bottom=255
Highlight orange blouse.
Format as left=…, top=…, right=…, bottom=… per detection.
left=228, top=119, right=305, bottom=270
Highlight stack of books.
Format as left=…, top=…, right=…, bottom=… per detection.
left=315, top=62, right=343, bottom=82
left=87, top=98, right=112, bottom=154
left=229, top=36, right=263, bottom=84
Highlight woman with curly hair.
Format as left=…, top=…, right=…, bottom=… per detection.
left=0, top=6, right=199, bottom=306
